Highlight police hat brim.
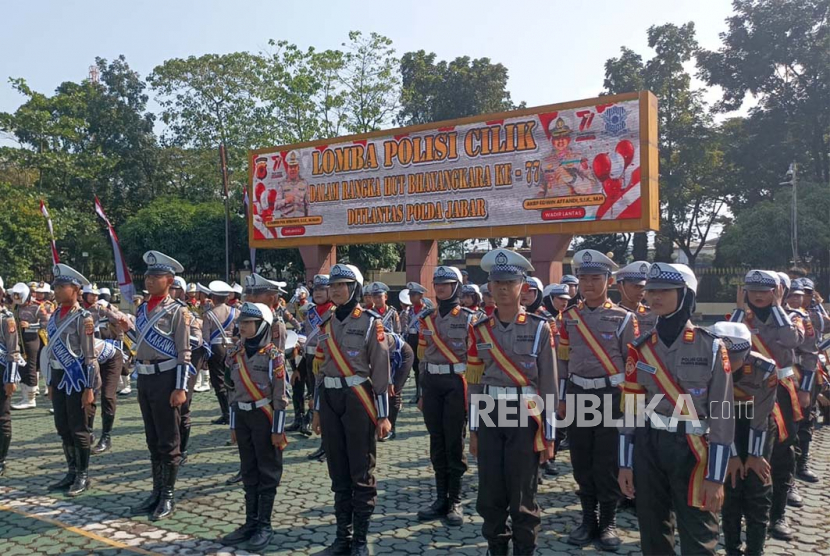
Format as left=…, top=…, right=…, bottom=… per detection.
left=743, top=284, right=775, bottom=292
left=576, top=268, right=610, bottom=276
left=328, top=277, right=356, bottom=284
left=432, top=277, right=459, bottom=284
left=145, top=268, right=175, bottom=276
left=644, top=280, right=686, bottom=290
left=618, top=278, right=647, bottom=286
left=488, top=271, right=524, bottom=282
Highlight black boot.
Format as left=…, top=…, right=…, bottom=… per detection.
left=513, top=542, right=537, bottom=555
left=0, top=433, right=10, bottom=476
left=132, top=461, right=163, bottom=515
left=246, top=491, right=276, bottom=552
left=445, top=474, right=464, bottom=527
left=67, top=446, right=91, bottom=497
left=150, top=463, right=178, bottom=521
left=179, top=425, right=191, bottom=466
left=796, top=450, right=819, bottom=483
left=300, top=409, right=313, bottom=437
left=211, top=392, right=230, bottom=425
left=417, top=472, right=449, bottom=520
left=567, top=496, right=598, bottom=546
left=285, top=413, right=303, bottom=432
left=787, top=482, right=804, bottom=508
left=308, top=444, right=326, bottom=461
left=225, top=469, right=243, bottom=485
left=48, top=443, right=77, bottom=491
left=597, top=501, right=621, bottom=552
left=770, top=484, right=794, bottom=540
left=543, top=460, right=558, bottom=476
left=92, top=414, right=114, bottom=455
left=350, top=512, right=370, bottom=556
left=487, top=541, right=509, bottom=556
left=221, top=486, right=258, bottom=545
left=322, top=504, right=353, bottom=555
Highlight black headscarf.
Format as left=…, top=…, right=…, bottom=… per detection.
left=656, top=287, right=696, bottom=347
left=438, top=282, right=461, bottom=317
left=526, top=288, right=543, bottom=314
left=747, top=302, right=772, bottom=323
left=335, top=282, right=361, bottom=321
left=543, top=296, right=556, bottom=315
left=244, top=320, right=271, bottom=358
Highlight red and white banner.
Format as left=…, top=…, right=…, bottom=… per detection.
left=39, top=199, right=60, bottom=265
left=94, top=196, right=135, bottom=303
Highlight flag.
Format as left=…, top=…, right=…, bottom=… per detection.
left=243, top=187, right=256, bottom=271
left=94, top=196, right=135, bottom=303
left=40, top=199, right=60, bottom=265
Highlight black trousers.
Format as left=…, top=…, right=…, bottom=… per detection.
left=421, top=372, right=468, bottom=480
left=476, top=399, right=540, bottom=550
left=52, top=370, right=95, bottom=450
left=20, top=334, right=41, bottom=387
left=137, top=370, right=181, bottom=465
left=181, top=348, right=206, bottom=431
left=771, top=382, right=799, bottom=517
left=796, top=381, right=818, bottom=463
left=567, top=383, right=622, bottom=503
left=236, top=407, right=283, bottom=494
left=208, top=344, right=227, bottom=396
left=0, top=381, right=10, bottom=438
left=722, top=406, right=773, bottom=556
left=407, top=333, right=420, bottom=395
left=96, top=356, right=123, bottom=423
left=320, top=384, right=377, bottom=518
left=292, top=355, right=312, bottom=417
left=634, top=426, right=719, bottom=556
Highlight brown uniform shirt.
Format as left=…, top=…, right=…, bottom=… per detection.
left=621, top=303, right=657, bottom=337
left=467, top=310, right=558, bottom=441
left=134, top=296, right=191, bottom=367
left=16, top=301, right=50, bottom=343
left=202, top=302, right=239, bottom=347
left=794, top=307, right=821, bottom=391
left=417, top=306, right=472, bottom=371
left=45, top=303, right=98, bottom=390
left=314, top=306, right=390, bottom=398
left=558, top=300, right=636, bottom=383
left=1, top=308, right=22, bottom=384
left=88, top=302, right=129, bottom=341
left=226, top=343, right=289, bottom=412
left=376, top=305, right=401, bottom=335
left=733, top=351, right=778, bottom=433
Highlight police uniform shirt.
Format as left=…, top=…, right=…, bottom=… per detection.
left=793, top=306, right=820, bottom=389
left=1, top=308, right=22, bottom=383
left=188, top=307, right=203, bottom=351
left=732, top=351, right=778, bottom=434
left=558, top=300, right=636, bottom=381
left=418, top=305, right=472, bottom=368
left=227, top=343, right=289, bottom=419
left=16, top=302, right=50, bottom=337
left=376, top=305, right=401, bottom=335
left=46, top=304, right=98, bottom=389
left=314, top=306, right=391, bottom=400
left=202, top=302, right=239, bottom=347
left=730, top=306, right=804, bottom=370
left=621, top=325, right=735, bottom=481
left=301, top=303, right=333, bottom=356
left=91, top=303, right=128, bottom=341
left=135, top=296, right=191, bottom=370
left=623, top=303, right=657, bottom=337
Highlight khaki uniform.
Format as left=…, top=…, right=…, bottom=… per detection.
left=202, top=302, right=239, bottom=421
left=279, top=178, right=309, bottom=217
left=467, top=310, right=557, bottom=553
left=623, top=303, right=657, bottom=337
left=227, top=342, right=289, bottom=493
left=558, top=301, right=635, bottom=504
left=15, top=302, right=48, bottom=387
left=134, top=296, right=191, bottom=466
left=730, top=305, right=803, bottom=530
left=85, top=302, right=128, bottom=441
left=1, top=309, right=22, bottom=453
left=620, top=325, right=734, bottom=556
left=416, top=305, right=472, bottom=510
left=313, top=306, right=390, bottom=522
left=180, top=305, right=205, bottom=456
left=376, top=305, right=401, bottom=335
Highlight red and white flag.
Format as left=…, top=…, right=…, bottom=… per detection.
left=39, top=199, right=60, bottom=265
left=243, top=187, right=256, bottom=270
left=94, top=196, right=135, bottom=302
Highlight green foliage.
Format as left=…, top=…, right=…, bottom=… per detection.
left=0, top=182, right=51, bottom=281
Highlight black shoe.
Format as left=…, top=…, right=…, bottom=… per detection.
left=67, top=448, right=91, bottom=497
left=246, top=492, right=275, bottom=552
left=386, top=430, right=396, bottom=441
left=211, top=415, right=229, bottom=426
left=132, top=461, right=163, bottom=515
left=445, top=502, right=463, bottom=526
left=179, top=427, right=191, bottom=466
left=770, top=516, right=794, bottom=541
left=787, top=484, right=804, bottom=508
left=300, top=410, right=313, bottom=437
left=322, top=539, right=352, bottom=555
left=322, top=507, right=353, bottom=555
left=543, top=460, right=558, bottom=476
left=48, top=443, right=77, bottom=491
left=797, top=463, right=819, bottom=483
left=150, top=464, right=178, bottom=521
left=221, top=487, right=259, bottom=546
left=409, top=394, right=419, bottom=404
left=513, top=544, right=536, bottom=556
left=0, top=434, right=11, bottom=477
left=308, top=445, right=325, bottom=461
left=285, top=416, right=302, bottom=432
left=487, top=542, right=509, bottom=556
left=350, top=513, right=370, bottom=556
left=559, top=438, right=570, bottom=451
left=417, top=498, right=449, bottom=521
left=225, top=470, right=243, bottom=485
left=92, top=433, right=111, bottom=455
left=567, top=497, right=598, bottom=546
left=597, top=501, right=621, bottom=552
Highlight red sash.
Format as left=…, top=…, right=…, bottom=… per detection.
left=749, top=327, right=804, bottom=422
left=323, top=321, right=378, bottom=425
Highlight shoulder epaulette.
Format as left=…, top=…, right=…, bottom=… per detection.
left=603, top=301, right=614, bottom=309
left=351, top=306, right=363, bottom=319
left=630, top=330, right=655, bottom=348
left=79, top=309, right=91, bottom=319
left=364, top=309, right=381, bottom=319
left=419, top=307, right=435, bottom=319
left=175, top=299, right=188, bottom=307
left=637, top=305, right=648, bottom=314
left=474, top=316, right=492, bottom=328
left=790, top=308, right=808, bottom=318
left=526, top=312, right=546, bottom=322
left=460, top=307, right=475, bottom=315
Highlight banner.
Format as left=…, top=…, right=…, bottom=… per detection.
left=39, top=200, right=60, bottom=265
left=94, top=196, right=135, bottom=303
left=248, top=92, right=658, bottom=247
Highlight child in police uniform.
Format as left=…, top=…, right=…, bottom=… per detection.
left=222, top=302, right=288, bottom=552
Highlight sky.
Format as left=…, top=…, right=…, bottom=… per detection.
left=0, top=0, right=747, bottom=140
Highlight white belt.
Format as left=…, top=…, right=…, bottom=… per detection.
left=135, top=359, right=178, bottom=374
left=211, top=337, right=235, bottom=346
left=777, top=366, right=794, bottom=380
left=647, top=411, right=709, bottom=436
left=323, top=375, right=368, bottom=389
left=236, top=398, right=271, bottom=411
left=426, top=362, right=466, bottom=375
left=483, top=384, right=537, bottom=400
left=569, top=374, right=624, bottom=389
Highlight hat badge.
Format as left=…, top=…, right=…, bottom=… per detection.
left=147, top=253, right=157, bottom=264
left=582, top=252, right=592, bottom=263
left=639, top=263, right=649, bottom=273
left=648, top=265, right=661, bottom=278
left=495, top=252, right=508, bottom=265
left=53, top=265, right=61, bottom=276
left=751, top=271, right=762, bottom=281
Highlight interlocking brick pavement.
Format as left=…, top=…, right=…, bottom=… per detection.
left=1, top=383, right=829, bottom=554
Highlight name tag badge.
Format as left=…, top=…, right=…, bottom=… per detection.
left=477, top=342, right=492, bottom=351
left=636, top=361, right=657, bottom=375
left=318, top=334, right=329, bottom=341
left=422, top=330, right=433, bottom=336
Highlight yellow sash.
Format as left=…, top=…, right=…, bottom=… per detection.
left=749, top=331, right=804, bottom=422
left=422, top=315, right=462, bottom=364
left=323, top=321, right=378, bottom=425
left=235, top=351, right=288, bottom=450
left=566, top=307, right=620, bottom=378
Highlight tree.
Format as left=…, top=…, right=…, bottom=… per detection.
left=398, top=51, right=517, bottom=126
left=697, top=0, right=830, bottom=183
left=340, top=31, right=400, bottom=134
left=0, top=182, right=52, bottom=280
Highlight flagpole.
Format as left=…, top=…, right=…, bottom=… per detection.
left=219, top=145, right=231, bottom=283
